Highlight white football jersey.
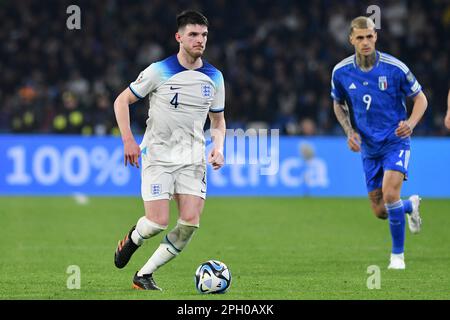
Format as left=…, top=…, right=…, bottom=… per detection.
left=129, top=55, right=225, bottom=165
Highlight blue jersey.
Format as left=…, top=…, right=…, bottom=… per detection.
left=331, top=51, right=422, bottom=157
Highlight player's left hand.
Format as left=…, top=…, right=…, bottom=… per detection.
left=395, top=120, right=413, bottom=138
left=208, top=148, right=224, bottom=170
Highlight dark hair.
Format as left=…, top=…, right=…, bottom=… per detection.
left=176, top=10, right=209, bottom=30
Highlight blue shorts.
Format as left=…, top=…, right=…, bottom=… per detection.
left=362, top=146, right=411, bottom=192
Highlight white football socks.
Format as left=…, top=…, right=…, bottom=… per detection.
left=137, top=219, right=199, bottom=276
left=131, top=216, right=167, bottom=246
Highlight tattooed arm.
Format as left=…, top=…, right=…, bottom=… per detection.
left=333, top=100, right=361, bottom=152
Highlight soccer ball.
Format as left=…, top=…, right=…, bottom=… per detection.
left=194, top=260, right=231, bottom=294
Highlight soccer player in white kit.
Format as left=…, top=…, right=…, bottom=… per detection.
left=113, top=10, right=226, bottom=290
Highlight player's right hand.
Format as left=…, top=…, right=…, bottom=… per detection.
left=123, top=139, right=141, bottom=168
left=347, top=131, right=361, bottom=152
left=445, top=112, right=450, bottom=130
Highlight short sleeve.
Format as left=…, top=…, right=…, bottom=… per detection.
left=210, top=71, right=225, bottom=113
left=129, top=64, right=160, bottom=99
left=400, top=67, right=422, bottom=98
left=331, top=71, right=345, bottom=103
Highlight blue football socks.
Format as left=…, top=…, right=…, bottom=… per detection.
left=402, top=199, right=413, bottom=214
left=385, top=200, right=406, bottom=254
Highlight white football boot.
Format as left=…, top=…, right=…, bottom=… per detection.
left=407, top=195, right=422, bottom=234
left=388, top=253, right=405, bottom=270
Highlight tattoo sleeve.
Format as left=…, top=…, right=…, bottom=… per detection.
left=333, top=101, right=353, bottom=136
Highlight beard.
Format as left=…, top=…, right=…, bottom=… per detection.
left=185, top=46, right=204, bottom=59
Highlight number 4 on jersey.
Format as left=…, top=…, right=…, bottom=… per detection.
left=170, top=93, right=179, bottom=108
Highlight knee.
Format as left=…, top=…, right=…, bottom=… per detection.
left=175, top=195, right=204, bottom=225
left=179, top=206, right=203, bottom=226
left=144, top=200, right=170, bottom=226
left=145, top=212, right=169, bottom=226
left=179, top=212, right=201, bottom=226
left=383, top=189, right=400, bottom=205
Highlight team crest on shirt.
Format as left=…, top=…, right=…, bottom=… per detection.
left=201, top=84, right=212, bottom=97
left=378, top=76, right=388, bottom=91
left=151, top=184, right=162, bottom=196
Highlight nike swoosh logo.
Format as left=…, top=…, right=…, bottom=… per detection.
left=170, top=86, right=181, bottom=90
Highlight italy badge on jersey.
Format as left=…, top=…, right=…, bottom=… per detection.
left=378, top=76, right=388, bottom=91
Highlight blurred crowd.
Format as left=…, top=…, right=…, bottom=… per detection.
left=1, top=0, right=449, bottom=136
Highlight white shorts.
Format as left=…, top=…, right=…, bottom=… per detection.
left=141, top=164, right=207, bottom=201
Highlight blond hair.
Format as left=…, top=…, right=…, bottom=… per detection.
left=350, top=16, right=376, bottom=34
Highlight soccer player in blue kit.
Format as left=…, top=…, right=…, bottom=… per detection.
left=331, top=17, right=428, bottom=269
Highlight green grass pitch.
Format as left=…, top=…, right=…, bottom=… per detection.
left=0, top=196, right=449, bottom=300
